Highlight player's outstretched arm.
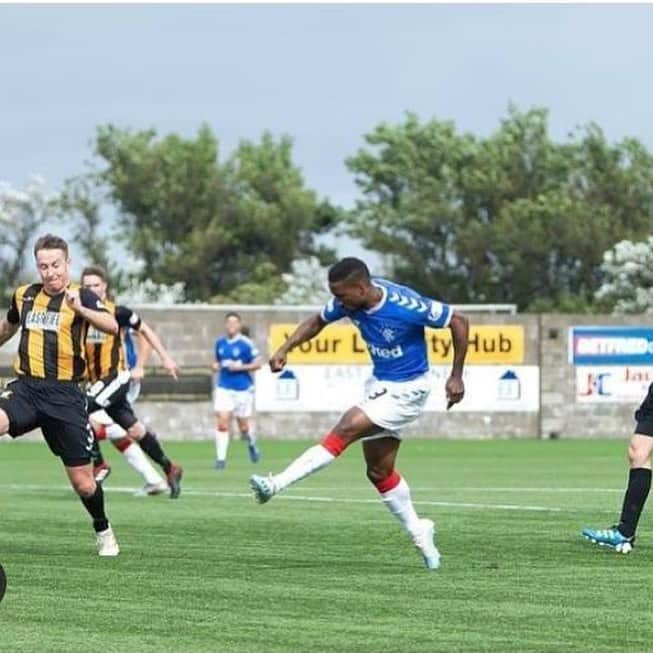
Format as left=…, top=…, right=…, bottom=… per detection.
left=66, top=289, right=118, bottom=334
left=0, top=318, right=19, bottom=347
left=139, top=321, right=179, bottom=380
left=130, top=330, right=153, bottom=381
left=445, top=310, right=469, bottom=408
left=269, top=313, right=326, bottom=372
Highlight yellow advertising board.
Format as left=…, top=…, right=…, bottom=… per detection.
left=268, top=324, right=525, bottom=365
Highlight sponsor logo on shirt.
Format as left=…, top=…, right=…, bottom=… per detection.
left=368, top=343, right=404, bottom=359
left=25, top=310, right=61, bottom=332
left=86, top=327, right=106, bottom=343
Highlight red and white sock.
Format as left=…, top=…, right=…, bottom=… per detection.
left=114, top=438, right=164, bottom=485
left=272, top=433, right=347, bottom=492
left=215, top=428, right=229, bottom=462
left=374, top=471, right=423, bottom=539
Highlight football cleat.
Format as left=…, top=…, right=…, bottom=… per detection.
left=581, top=526, right=634, bottom=553
left=134, top=480, right=168, bottom=497
left=248, top=444, right=261, bottom=464
left=166, top=464, right=183, bottom=499
left=413, top=518, right=441, bottom=570
left=249, top=474, right=276, bottom=504
left=93, top=462, right=111, bottom=484
left=96, top=525, right=120, bottom=557
left=214, top=459, right=226, bottom=471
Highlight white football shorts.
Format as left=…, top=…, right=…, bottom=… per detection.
left=357, top=372, right=431, bottom=440
left=213, top=387, right=255, bottom=418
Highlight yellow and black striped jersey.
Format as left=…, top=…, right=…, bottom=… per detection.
left=6, top=283, right=108, bottom=382
left=85, top=300, right=142, bottom=383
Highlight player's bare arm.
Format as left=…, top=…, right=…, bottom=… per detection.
left=131, top=330, right=153, bottom=381
left=0, top=318, right=19, bottom=347
left=445, top=310, right=469, bottom=408
left=269, top=313, right=326, bottom=372
left=65, top=289, right=119, bottom=335
left=139, top=321, right=179, bottom=380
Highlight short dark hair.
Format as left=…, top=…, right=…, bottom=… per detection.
left=33, top=234, right=69, bottom=258
left=81, top=265, right=108, bottom=283
left=328, top=257, right=371, bottom=284
left=225, top=311, right=241, bottom=321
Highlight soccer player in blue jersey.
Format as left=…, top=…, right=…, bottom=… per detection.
left=250, top=258, right=469, bottom=569
left=212, top=312, right=263, bottom=469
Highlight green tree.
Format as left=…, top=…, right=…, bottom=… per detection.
left=346, top=106, right=653, bottom=311
left=0, top=175, right=58, bottom=302
left=76, top=124, right=337, bottom=302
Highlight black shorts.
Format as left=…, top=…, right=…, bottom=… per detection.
left=0, top=376, right=93, bottom=466
left=635, top=383, right=653, bottom=436
left=86, top=372, right=138, bottom=430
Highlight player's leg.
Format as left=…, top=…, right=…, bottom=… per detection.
left=98, top=417, right=167, bottom=494
left=236, top=390, right=260, bottom=462
left=582, top=432, right=653, bottom=552
left=101, top=383, right=184, bottom=499
left=215, top=410, right=232, bottom=470
left=249, top=405, right=383, bottom=503
left=126, top=419, right=183, bottom=499
left=363, top=436, right=440, bottom=569
left=87, top=409, right=112, bottom=483
left=213, top=388, right=234, bottom=470
left=582, top=386, right=653, bottom=552
left=237, top=416, right=260, bottom=462
left=64, top=461, right=118, bottom=556
left=38, top=384, right=119, bottom=556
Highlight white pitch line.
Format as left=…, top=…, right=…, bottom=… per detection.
left=0, top=483, right=614, bottom=513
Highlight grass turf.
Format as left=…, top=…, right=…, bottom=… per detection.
left=0, top=438, right=652, bottom=653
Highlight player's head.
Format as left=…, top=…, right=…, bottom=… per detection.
left=327, top=257, right=372, bottom=310
left=81, top=265, right=109, bottom=301
left=225, top=311, right=242, bottom=337
left=33, top=234, right=71, bottom=294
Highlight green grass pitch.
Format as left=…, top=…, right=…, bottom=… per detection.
left=0, top=438, right=652, bottom=653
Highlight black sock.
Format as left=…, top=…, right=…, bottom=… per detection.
left=618, top=468, right=652, bottom=538
left=80, top=483, right=109, bottom=533
left=139, top=431, right=172, bottom=473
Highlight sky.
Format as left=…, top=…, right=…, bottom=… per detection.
left=2, top=3, right=653, bottom=266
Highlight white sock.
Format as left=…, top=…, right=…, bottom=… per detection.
left=241, top=426, right=256, bottom=446
left=379, top=477, right=423, bottom=539
left=273, top=444, right=335, bottom=492
left=215, top=429, right=230, bottom=461
left=106, top=423, right=126, bottom=440
left=123, top=442, right=165, bottom=485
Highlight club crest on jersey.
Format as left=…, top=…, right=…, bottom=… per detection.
left=429, top=301, right=444, bottom=321
left=25, top=310, right=60, bottom=332
left=381, top=326, right=396, bottom=343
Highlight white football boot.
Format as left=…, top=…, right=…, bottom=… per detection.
left=412, top=518, right=440, bottom=570
left=249, top=474, right=277, bottom=504
left=96, top=525, right=120, bottom=557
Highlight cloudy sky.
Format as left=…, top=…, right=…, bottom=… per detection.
left=2, top=3, right=652, bottom=264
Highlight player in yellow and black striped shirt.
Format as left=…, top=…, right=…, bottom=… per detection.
left=81, top=265, right=183, bottom=498
left=0, top=234, right=121, bottom=556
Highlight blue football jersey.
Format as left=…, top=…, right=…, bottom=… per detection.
left=320, top=278, right=452, bottom=382
left=215, top=335, right=260, bottom=391
left=124, top=329, right=138, bottom=370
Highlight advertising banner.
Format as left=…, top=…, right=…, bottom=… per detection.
left=575, top=365, right=653, bottom=403
left=256, top=365, right=540, bottom=413
left=569, top=327, right=653, bottom=366
left=269, top=324, right=525, bottom=366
